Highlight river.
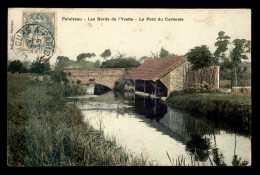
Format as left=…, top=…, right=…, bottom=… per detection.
left=69, top=84, right=251, bottom=166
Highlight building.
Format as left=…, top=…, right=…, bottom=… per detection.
left=124, top=56, right=191, bottom=97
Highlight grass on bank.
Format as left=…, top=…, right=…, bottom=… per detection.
left=166, top=90, right=251, bottom=131
left=7, top=74, right=148, bottom=166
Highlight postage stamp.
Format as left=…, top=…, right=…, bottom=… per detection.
left=12, top=11, right=56, bottom=62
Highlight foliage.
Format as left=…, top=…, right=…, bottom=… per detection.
left=50, top=70, right=68, bottom=84
left=212, top=148, right=227, bottom=166
left=166, top=91, right=251, bottom=135
left=7, top=74, right=148, bottom=166
left=185, top=134, right=211, bottom=162
left=29, top=56, right=51, bottom=75
left=94, top=60, right=101, bottom=68
left=55, top=56, right=95, bottom=70
left=113, top=80, right=125, bottom=92
left=65, top=85, right=86, bottom=96
left=186, top=45, right=214, bottom=70
left=232, top=155, right=249, bottom=166
left=8, top=60, right=28, bottom=74
left=214, top=31, right=231, bottom=65
left=100, top=49, right=111, bottom=60
left=56, top=56, right=69, bottom=62
left=150, top=47, right=176, bottom=58
left=77, top=53, right=96, bottom=61
left=230, top=39, right=251, bottom=67
left=159, top=47, right=175, bottom=58
left=100, top=57, right=140, bottom=68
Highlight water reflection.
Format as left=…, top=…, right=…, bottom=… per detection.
left=134, top=95, right=167, bottom=119
left=73, top=91, right=251, bottom=166
left=131, top=94, right=251, bottom=165
left=185, top=134, right=211, bottom=162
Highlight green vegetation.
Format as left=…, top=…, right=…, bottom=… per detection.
left=113, top=80, right=125, bottom=93
left=150, top=47, right=176, bottom=59
left=77, top=53, right=96, bottom=61
left=29, top=56, right=51, bottom=74
left=8, top=60, right=28, bottom=73
left=7, top=74, right=148, bottom=166
left=159, top=47, right=176, bottom=58
left=166, top=91, right=251, bottom=133
left=186, top=31, right=251, bottom=90
left=214, top=31, right=231, bottom=65
left=55, top=56, right=97, bottom=70
left=100, top=51, right=140, bottom=68
left=100, top=49, right=111, bottom=61
left=186, top=45, right=214, bottom=71
left=100, top=57, right=140, bottom=68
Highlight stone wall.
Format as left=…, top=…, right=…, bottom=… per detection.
left=169, top=61, right=191, bottom=92
left=63, top=68, right=126, bottom=89
left=159, top=71, right=171, bottom=95
left=159, top=62, right=220, bottom=95
left=158, top=61, right=191, bottom=96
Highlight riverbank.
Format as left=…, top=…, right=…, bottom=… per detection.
left=7, top=74, right=148, bottom=166
left=166, top=91, right=251, bottom=134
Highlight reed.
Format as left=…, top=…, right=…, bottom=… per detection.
left=7, top=74, right=148, bottom=166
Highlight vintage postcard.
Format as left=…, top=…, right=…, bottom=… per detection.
left=7, top=8, right=251, bottom=166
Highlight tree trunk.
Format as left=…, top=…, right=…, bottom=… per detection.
left=234, top=67, right=238, bottom=94
left=195, top=70, right=198, bottom=92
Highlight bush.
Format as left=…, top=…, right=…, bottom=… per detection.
left=65, top=85, right=86, bottom=96
left=29, top=57, right=51, bottom=75
left=8, top=60, right=28, bottom=74
left=100, top=57, right=140, bottom=68
left=50, top=70, right=68, bottom=83
left=114, top=80, right=125, bottom=92
left=166, top=91, right=251, bottom=134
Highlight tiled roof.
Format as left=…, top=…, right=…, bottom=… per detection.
left=124, top=55, right=187, bottom=81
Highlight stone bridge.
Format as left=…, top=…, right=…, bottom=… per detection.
left=62, top=68, right=126, bottom=89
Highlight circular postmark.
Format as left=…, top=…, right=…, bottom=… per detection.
left=13, top=23, right=55, bottom=63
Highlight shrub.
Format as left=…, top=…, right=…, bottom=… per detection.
left=100, top=57, right=140, bottom=68
left=166, top=91, right=251, bottom=134
left=8, top=60, right=28, bottom=74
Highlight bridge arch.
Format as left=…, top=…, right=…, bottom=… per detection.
left=62, top=68, right=126, bottom=90
left=71, top=79, right=114, bottom=89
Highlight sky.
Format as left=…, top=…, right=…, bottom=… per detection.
left=8, top=8, right=251, bottom=65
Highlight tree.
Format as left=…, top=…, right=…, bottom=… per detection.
left=139, top=56, right=152, bottom=63
left=8, top=60, right=28, bottom=74
left=159, top=47, right=175, bottom=58
left=186, top=45, right=214, bottom=91
left=29, top=56, right=51, bottom=75
left=94, top=60, right=100, bottom=68
left=56, top=56, right=69, bottom=62
left=230, top=39, right=251, bottom=91
left=214, top=31, right=231, bottom=65
left=77, top=53, right=96, bottom=61
left=55, top=56, right=70, bottom=70
left=150, top=47, right=176, bottom=58
left=213, top=31, right=251, bottom=90
left=51, top=70, right=68, bottom=84
left=100, top=49, right=111, bottom=61
left=100, top=56, right=140, bottom=68
left=186, top=45, right=214, bottom=71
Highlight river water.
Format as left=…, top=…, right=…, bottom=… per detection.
left=69, top=85, right=251, bottom=166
